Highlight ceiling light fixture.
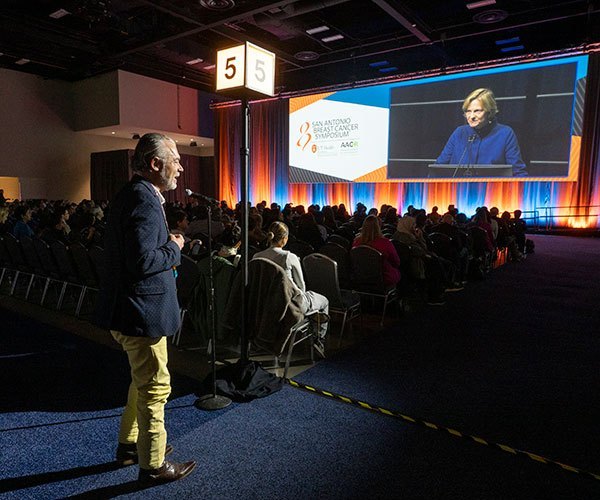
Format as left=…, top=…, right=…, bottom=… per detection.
left=49, top=8, right=70, bottom=19
left=185, top=58, right=203, bottom=65
left=321, top=34, right=344, bottom=43
left=190, top=140, right=198, bottom=147
left=306, top=26, right=329, bottom=35
left=294, top=51, right=319, bottom=61
left=132, top=133, right=140, bottom=140
left=203, top=64, right=216, bottom=70
left=15, top=58, right=30, bottom=65
left=466, top=0, right=496, bottom=9
left=495, top=36, right=520, bottom=45
left=473, top=9, right=508, bottom=24
left=369, top=60, right=390, bottom=68
left=379, top=66, right=398, bottom=73
left=500, top=45, right=525, bottom=53
left=199, top=0, right=235, bottom=11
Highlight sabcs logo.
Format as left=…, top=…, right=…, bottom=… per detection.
left=296, top=122, right=312, bottom=151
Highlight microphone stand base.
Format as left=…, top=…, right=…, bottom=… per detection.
left=194, top=394, right=232, bottom=411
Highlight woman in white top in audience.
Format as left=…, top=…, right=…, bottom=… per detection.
left=253, top=221, right=329, bottom=343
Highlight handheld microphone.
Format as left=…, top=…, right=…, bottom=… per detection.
left=185, top=189, right=218, bottom=204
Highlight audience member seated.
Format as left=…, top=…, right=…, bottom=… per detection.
left=470, top=207, right=495, bottom=253
left=12, top=205, right=34, bottom=240
left=39, top=210, right=70, bottom=245
left=351, top=214, right=401, bottom=289
left=428, top=206, right=442, bottom=225
left=248, top=213, right=268, bottom=250
left=513, top=209, right=527, bottom=253
left=253, top=221, right=329, bottom=350
left=392, top=216, right=449, bottom=305
left=0, top=206, right=10, bottom=235
left=430, top=213, right=470, bottom=283
left=186, top=204, right=224, bottom=240
left=216, top=223, right=242, bottom=266
left=297, top=212, right=326, bottom=251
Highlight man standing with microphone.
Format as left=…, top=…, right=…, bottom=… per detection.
left=95, top=133, right=196, bottom=486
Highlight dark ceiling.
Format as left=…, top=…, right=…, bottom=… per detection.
left=1, top=0, right=598, bottom=95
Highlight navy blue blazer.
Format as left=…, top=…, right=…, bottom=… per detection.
left=95, top=175, right=181, bottom=337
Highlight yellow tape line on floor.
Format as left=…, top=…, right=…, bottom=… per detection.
left=286, top=378, right=600, bottom=482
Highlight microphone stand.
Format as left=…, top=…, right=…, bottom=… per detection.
left=465, top=135, right=476, bottom=177
left=452, top=134, right=476, bottom=178
left=195, top=202, right=232, bottom=410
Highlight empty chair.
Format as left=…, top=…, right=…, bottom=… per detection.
left=303, top=253, right=360, bottom=346
left=49, top=240, right=85, bottom=313
left=427, top=232, right=455, bottom=261
left=19, top=235, right=50, bottom=300
left=87, top=245, right=106, bottom=285
left=0, top=235, right=18, bottom=291
left=69, top=242, right=100, bottom=316
left=317, top=241, right=352, bottom=289
left=32, top=236, right=64, bottom=306
left=350, top=245, right=399, bottom=326
left=2, top=233, right=34, bottom=297
left=327, top=233, right=351, bottom=250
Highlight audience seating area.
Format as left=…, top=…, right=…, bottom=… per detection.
left=0, top=198, right=530, bottom=374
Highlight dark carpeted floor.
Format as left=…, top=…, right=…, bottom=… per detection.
left=1, top=234, right=600, bottom=499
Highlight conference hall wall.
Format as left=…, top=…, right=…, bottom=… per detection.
left=217, top=54, right=600, bottom=228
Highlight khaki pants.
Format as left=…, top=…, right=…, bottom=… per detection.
left=111, top=331, right=171, bottom=469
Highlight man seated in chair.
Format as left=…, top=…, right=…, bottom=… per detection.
left=254, top=221, right=329, bottom=353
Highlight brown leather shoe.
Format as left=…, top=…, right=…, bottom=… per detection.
left=116, top=443, right=174, bottom=466
left=138, top=460, right=196, bottom=485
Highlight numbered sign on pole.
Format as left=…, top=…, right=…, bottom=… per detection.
left=216, top=44, right=246, bottom=91
left=216, top=42, right=276, bottom=97
left=245, top=42, right=275, bottom=96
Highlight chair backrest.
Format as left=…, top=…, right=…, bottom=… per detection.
left=88, top=245, right=106, bottom=283
left=19, top=235, right=45, bottom=274
left=327, top=233, right=351, bottom=250
left=69, top=242, right=98, bottom=286
left=3, top=233, right=27, bottom=268
left=245, top=257, right=305, bottom=354
left=428, top=231, right=455, bottom=260
left=318, top=241, right=351, bottom=289
left=0, top=235, right=15, bottom=267
left=32, top=237, right=61, bottom=278
left=350, top=245, right=386, bottom=292
left=303, top=253, right=344, bottom=309
left=176, top=254, right=201, bottom=306
left=50, top=241, right=80, bottom=282
left=469, top=226, right=489, bottom=257
left=285, top=239, right=314, bottom=261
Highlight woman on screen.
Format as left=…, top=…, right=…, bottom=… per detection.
left=436, top=88, right=527, bottom=177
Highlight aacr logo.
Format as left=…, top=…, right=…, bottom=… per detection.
left=340, top=141, right=358, bottom=148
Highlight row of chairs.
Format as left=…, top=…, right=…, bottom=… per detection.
left=0, top=233, right=103, bottom=316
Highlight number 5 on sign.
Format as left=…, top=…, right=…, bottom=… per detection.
left=216, top=42, right=275, bottom=97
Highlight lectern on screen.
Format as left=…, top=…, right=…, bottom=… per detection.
left=427, top=164, right=513, bottom=178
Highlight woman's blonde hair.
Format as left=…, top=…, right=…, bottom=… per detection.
left=356, top=215, right=382, bottom=245
left=266, top=221, right=289, bottom=246
left=462, top=88, right=498, bottom=120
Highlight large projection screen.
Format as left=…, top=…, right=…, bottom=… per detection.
left=288, top=56, right=588, bottom=183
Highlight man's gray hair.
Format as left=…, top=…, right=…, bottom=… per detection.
left=131, top=133, right=173, bottom=173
